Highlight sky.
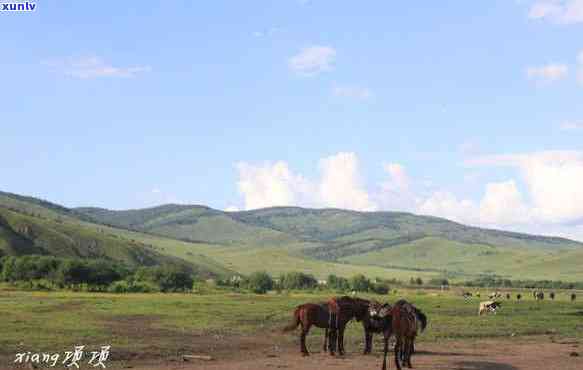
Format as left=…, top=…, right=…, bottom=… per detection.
left=1, top=0, right=583, bottom=240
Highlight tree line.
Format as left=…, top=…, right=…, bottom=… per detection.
left=0, top=255, right=194, bottom=292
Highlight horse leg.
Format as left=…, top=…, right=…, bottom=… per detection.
left=338, top=326, right=346, bottom=356
left=300, top=323, right=311, bottom=356
left=328, top=328, right=337, bottom=356
left=405, top=338, right=413, bottom=368
left=363, top=330, right=372, bottom=355
left=394, top=337, right=402, bottom=370
left=328, top=312, right=337, bottom=356
left=381, top=335, right=389, bottom=370
left=323, top=328, right=328, bottom=352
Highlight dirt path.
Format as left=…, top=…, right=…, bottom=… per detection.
left=103, top=336, right=581, bottom=370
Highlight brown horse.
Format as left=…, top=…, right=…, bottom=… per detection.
left=370, top=299, right=427, bottom=370
left=283, top=302, right=331, bottom=356
left=327, top=296, right=371, bottom=355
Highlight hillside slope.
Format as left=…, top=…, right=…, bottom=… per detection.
left=0, top=192, right=232, bottom=278
left=4, top=191, right=583, bottom=281
left=74, top=203, right=583, bottom=281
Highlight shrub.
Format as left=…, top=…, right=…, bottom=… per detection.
left=350, top=274, right=372, bottom=292
left=247, top=271, right=274, bottom=294
left=279, top=272, right=317, bottom=290
left=327, top=274, right=350, bottom=291
left=135, top=264, right=193, bottom=292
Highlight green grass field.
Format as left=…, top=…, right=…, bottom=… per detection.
left=1, top=287, right=581, bottom=367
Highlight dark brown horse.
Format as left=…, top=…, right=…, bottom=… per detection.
left=370, top=299, right=427, bottom=370
left=283, top=302, right=331, bottom=356
left=327, top=296, right=371, bottom=355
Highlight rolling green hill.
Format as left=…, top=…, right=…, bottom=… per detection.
left=75, top=203, right=583, bottom=281
left=3, top=190, right=583, bottom=281
left=0, top=192, right=232, bottom=278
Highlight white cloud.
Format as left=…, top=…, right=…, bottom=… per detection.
left=528, top=0, right=583, bottom=24
left=468, top=150, right=583, bottom=224
left=45, top=56, right=151, bottom=79
left=233, top=150, right=583, bottom=240
left=478, top=180, right=531, bottom=225
left=236, top=161, right=312, bottom=210
left=318, top=152, right=377, bottom=211
left=235, top=152, right=375, bottom=211
left=560, top=121, right=583, bottom=130
left=377, top=163, right=419, bottom=211
left=417, top=192, right=478, bottom=224
left=332, top=86, right=373, bottom=100
left=526, top=63, right=568, bottom=83
left=383, top=163, right=410, bottom=191
left=288, top=46, right=336, bottom=75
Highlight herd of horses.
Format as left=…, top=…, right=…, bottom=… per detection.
left=283, top=296, right=427, bottom=370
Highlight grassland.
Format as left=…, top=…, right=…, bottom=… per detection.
left=1, top=287, right=581, bottom=368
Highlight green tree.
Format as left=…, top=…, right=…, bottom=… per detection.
left=247, top=271, right=274, bottom=294
left=350, top=274, right=372, bottom=292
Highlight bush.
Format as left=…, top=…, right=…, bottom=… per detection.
left=109, top=280, right=159, bottom=293
left=371, top=283, right=390, bottom=295
left=327, top=274, right=350, bottom=291
left=350, top=274, right=372, bottom=292
left=135, top=264, right=194, bottom=292
left=279, top=272, right=317, bottom=290
left=247, top=271, right=274, bottom=294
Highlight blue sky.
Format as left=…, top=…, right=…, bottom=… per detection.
left=1, top=0, right=583, bottom=239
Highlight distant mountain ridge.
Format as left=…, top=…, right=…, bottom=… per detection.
left=76, top=204, right=583, bottom=252
left=2, top=190, right=583, bottom=281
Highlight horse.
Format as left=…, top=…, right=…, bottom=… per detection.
left=282, top=302, right=332, bottom=356
left=370, top=299, right=427, bottom=370
left=327, top=296, right=371, bottom=355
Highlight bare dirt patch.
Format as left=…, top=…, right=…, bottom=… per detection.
left=101, top=334, right=582, bottom=370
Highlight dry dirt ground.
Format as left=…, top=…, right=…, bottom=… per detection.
left=101, top=334, right=582, bottom=370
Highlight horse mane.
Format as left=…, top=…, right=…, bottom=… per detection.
left=393, top=299, right=427, bottom=332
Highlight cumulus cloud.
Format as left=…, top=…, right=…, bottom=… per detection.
left=332, top=86, right=373, bottom=100
left=236, top=161, right=312, bottom=210
left=288, top=46, right=336, bottom=75
left=233, top=150, right=583, bottom=240
left=45, top=56, right=151, bottom=79
left=235, top=153, right=376, bottom=211
left=468, top=150, right=583, bottom=224
left=528, top=0, right=583, bottom=24
left=560, top=121, right=583, bottom=130
left=478, top=180, right=531, bottom=225
left=577, top=50, right=583, bottom=85
left=417, top=192, right=478, bottom=224
left=318, top=153, right=377, bottom=211
left=526, top=63, right=568, bottom=83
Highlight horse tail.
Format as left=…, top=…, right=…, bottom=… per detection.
left=416, top=310, right=428, bottom=332
left=283, top=306, right=301, bottom=332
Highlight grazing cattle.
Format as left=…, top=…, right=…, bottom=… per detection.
left=489, top=291, right=502, bottom=300
left=535, top=291, right=544, bottom=301
left=571, top=293, right=577, bottom=302
left=505, top=293, right=511, bottom=300
left=369, top=300, right=427, bottom=370
left=516, top=293, right=522, bottom=302
left=549, top=292, right=555, bottom=300
left=479, top=301, right=501, bottom=316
